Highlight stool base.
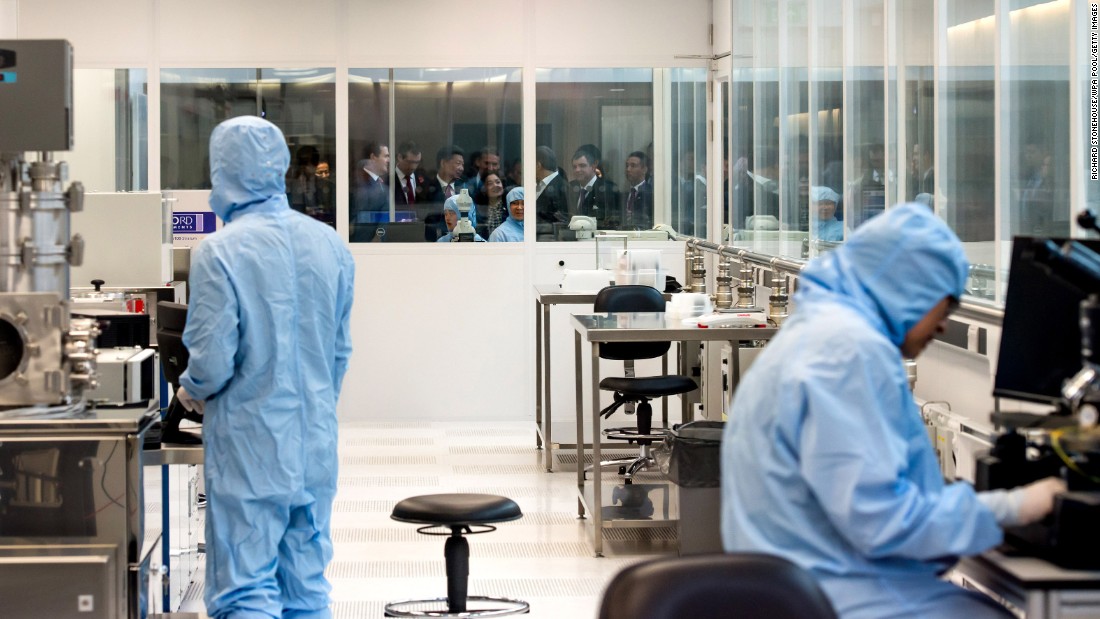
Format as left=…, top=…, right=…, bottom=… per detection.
left=384, top=595, right=530, bottom=617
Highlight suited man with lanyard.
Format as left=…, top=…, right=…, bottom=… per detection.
left=394, top=140, right=424, bottom=209
left=534, top=146, right=569, bottom=240
left=621, top=151, right=654, bottom=230
left=569, top=144, right=618, bottom=229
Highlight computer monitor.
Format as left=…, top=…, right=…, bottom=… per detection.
left=993, top=237, right=1100, bottom=404
left=356, top=210, right=416, bottom=224
left=155, top=301, right=201, bottom=444
left=350, top=222, right=427, bottom=243
left=156, top=301, right=189, bottom=387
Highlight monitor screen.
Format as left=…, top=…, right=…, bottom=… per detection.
left=356, top=210, right=416, bottom=224
left=993, top=237, right=1100, bottom=404
left=156, top=301, right=189, bottom=387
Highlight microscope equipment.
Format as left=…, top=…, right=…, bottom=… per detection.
left=976, top=232, right=1100, bottom=569
left=450, top=189, right=476, bottom=242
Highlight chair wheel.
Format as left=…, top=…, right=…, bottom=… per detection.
left=625, top=478, right=633, bottom=485
left=618, top=466, right=626, bottom=475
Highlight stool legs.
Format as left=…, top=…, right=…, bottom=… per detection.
left=445, top=529, right=470, bottom=613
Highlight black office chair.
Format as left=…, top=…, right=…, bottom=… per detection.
left=589, top=285, right=697, bottom=482
left=598, top=553, right=838, bottom=619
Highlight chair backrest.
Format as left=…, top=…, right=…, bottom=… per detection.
left=593, top=285, right=669, bottom=361
left=598, top=553, right=838, bottom=619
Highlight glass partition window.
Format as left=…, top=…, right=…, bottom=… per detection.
left=160, top=68, right=336, bottom=226
left=348, top=68, right=521, bottom=243
left=535, top=68, right=655, bottom=241
left=68, top=69, right=147, bottom=192
left=728, top=0, right=1087, bottom=305
left=670, top=68, right=710, bottom=238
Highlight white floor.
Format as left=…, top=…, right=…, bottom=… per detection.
left=176, top=420, right=683, bottom=618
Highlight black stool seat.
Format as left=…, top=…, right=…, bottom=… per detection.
left=600, top=375, right=697, bottom=396
left=386, top=493, right=529, bottom=617
left=392, top=493, right=522, bottom=526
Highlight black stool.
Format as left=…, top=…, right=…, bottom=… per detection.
left=385, top=493, right=530, bottom=617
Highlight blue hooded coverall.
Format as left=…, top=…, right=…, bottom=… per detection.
left=179, top=116, right=355, bottom=619
left=720, top=203, right=1010, bottom=618
left=489, top=187, right=525, bottom=242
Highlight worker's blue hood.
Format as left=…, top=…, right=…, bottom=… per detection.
left=794, top=203, right=968, bottom=346
left=208, top=116, right=291, bottom=223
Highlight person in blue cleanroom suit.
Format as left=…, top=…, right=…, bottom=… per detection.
left=436, top=195, right=486, bottom=242
left=810, top=185, right=844, bottom=242
left=489, top=187, right=524, bottom=242
left=720, top=202, right=1064, bottom=619
left=175, top=116, right=355, bottom=619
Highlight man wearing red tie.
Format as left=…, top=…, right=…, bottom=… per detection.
left=394, top=141, right=424, bottom=208
left=622, top=151, right=654, bottom=230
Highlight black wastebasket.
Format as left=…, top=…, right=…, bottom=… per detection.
left=656, top=421, right=726, bottom=555
left=660, top=421, right=724, bottom=488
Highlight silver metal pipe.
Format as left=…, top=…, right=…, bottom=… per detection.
left=676, top=234, right=808, bottom=278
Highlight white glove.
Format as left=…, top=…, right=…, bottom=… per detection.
left=980, top=477, right=1066, bottom=527
left=176, top=386, right=205, bottom=416
left=1014, top=477, right=1066, bottom=526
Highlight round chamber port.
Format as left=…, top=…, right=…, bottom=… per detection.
left=0, top=318, right=25, bottom=381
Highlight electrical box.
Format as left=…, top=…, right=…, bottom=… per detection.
left=0, top=40, right=73, bottom=152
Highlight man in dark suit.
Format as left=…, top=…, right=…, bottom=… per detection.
left=421, top=145, right=469, bottom=240
left=619, top=151, right=654, bottom=230
left=534, top=146, right=569, bottom=240
left=394, top=140, right=426, bottom=210
left=350, top=142, right=389, bottom=233
left=569, top=145, right=618, bottom=229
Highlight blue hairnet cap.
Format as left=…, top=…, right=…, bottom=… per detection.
left=443, top=196, right=460, bottom=214
left=810, top=186, right=840, bottom=203
left=507, top=187, right=525, bottom=204
left=208, top=116, right=290, bottom=222
left=796, top=202, right=968, bottom=346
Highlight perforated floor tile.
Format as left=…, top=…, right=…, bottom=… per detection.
left=172, top=420, right=682, bottom=619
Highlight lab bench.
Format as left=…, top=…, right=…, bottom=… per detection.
left=570, top=311, right=775, bottom=556
left=956, top=548, right=1100, bottom=618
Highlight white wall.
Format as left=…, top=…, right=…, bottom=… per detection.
left=15, top=0, right=712, bottom=422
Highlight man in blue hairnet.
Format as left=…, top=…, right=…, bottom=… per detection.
left=721, top=203, right=1063, bottom=618
left=176, top=116, right=355, bottom=619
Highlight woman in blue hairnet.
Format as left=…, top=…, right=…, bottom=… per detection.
left=810, top=185, right=844, bottom=242
left=721, top=203, right=1063, bottom=618
left=176, top=116, right=355, bottom=619
left=489, top=187, right=524, bottom=242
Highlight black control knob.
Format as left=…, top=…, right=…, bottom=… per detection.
left=91, top=279, right=105, bottom=292
left=558, top=260, right=565, bottom=267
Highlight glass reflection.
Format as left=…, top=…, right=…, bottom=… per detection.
left=347, top=68, right=521, bottom=243
left=535, top=68, right=655, bottom=241
left=161, top=68, right=336, bottom=227
left=69, top=69, right=147, bottom=192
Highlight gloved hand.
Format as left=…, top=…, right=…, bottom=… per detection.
left=1014, top=477, right=1066, bottom=526
left=176, top=386, right=205, bottom=416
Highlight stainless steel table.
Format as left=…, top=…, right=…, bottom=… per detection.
left=534, top=285, right=672, bottom=472
left=571, top=311, right=776, bottom=556
left=955, top=549, right=1100, bottom=618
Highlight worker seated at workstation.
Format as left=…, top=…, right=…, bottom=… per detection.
left=720, top=203, right=1067, bottom=619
